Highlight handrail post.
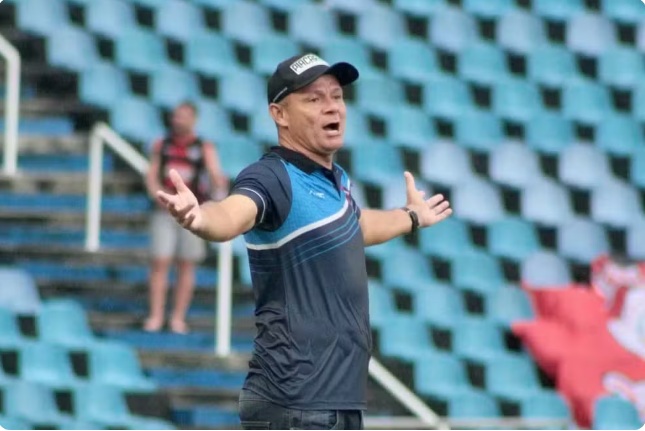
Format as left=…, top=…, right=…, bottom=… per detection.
left=85, top=126, right=104, bottom=252
left=0, top=34, right=21, bottom=177
left=215, top=240, right=233, bottom=357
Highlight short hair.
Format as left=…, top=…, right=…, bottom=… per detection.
left=176, top=101, right=198, bottom=116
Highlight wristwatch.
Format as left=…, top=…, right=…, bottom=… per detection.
left=401, top=207, right=419, bottom=233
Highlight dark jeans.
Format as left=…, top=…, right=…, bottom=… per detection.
left=239, top=389, right=364, bottom=430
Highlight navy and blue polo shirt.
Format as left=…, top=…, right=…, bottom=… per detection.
left=231, top=146, right=371, bottom=410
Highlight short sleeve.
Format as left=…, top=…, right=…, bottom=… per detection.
left=230, top=158, right=292, bottom=231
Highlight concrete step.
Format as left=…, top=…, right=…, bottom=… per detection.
left=0, top=209, right=149, bottom=229
left=0, top=134, right=87, bottom=154
left=0, top=170, right=144, bottom=194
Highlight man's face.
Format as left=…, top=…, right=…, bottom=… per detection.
left=171, top=105, right=196, bottom=135
left=281, top=74, right=346, bottom=156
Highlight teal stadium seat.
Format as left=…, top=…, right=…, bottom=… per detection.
left=521, top=251, right=571, bottom=287
left=455, top=109, right=503, bottom=152
left=591, top=180, right=642, bottom=228
left=343, top=105, right=372, bottom=148
left=289, top=3, right=335, bottom=49
left=462, top=0, right=514, bottom=19
left=111, top=97, right=164, bottom=146
left=17, top=0, right=69, bottom=36
left=563, top=79, right=613, bottom=125
left=393, top=0, right=445, bottom=18
left=430, top=6, right=477, bottom=53
left=355, top=75, right=405, bottom=117
left=521, top=392, right=571, bottom=422
left=593, top=395, right=643, bottom=430
left=116, top=28, right=167, bottom=74
left=421, top=140, right=474, bottom=187
left=388, top=38, right=438, bottom=82
left=597, top=114, right=643, bottom=157
left=47, top=26, right=99, bottom=72
left=357, top=4, right=406, bottom=50
left=0, top=307, right=27, bottom=349
left=528, top=45, right=578, bottom=88
left=488, top=217, right=540, bottom=261
left=368, top=280, right=396, bottom=329
left=0, top=268, right=40, bottom=314
left=489, top=140, right=542, bottom=189
left=37, top=300, right=98, bottom=350
left=447, top=390, right=500, bottom=419
left=488, top=285, right=534, bottom=327
left=378, top=313, right=435, bottom=360
left=252, top=34, right=300, bottom=75
left=599, top=47, right=645, bottom=89
left=150, top=66, right=200, bottom=110
left=414, top=353, right=474, bottom=399
left=195, top=100, right=233, bottom=143
left=258, top=0, right=310, bottom=12
left=250, top=105, right=278, bottom=145
left=602, top=0, right=645, bottom=24
left=351, top=143, right=405, bottom=186
left=627, top=218, right=645, bottom=260
left=219, top=68, right=266, bottom=114
left=19, top=342, right=84, bottom=389
left=521, top=178, right=574, bottom=226
left=186, top=32, right=238, bottom=78
left=453, top=317, right=507, bottom=363
left=532, top=0, right=584, bottom=21
left=558, top=218, right=609, bottom=264
left=497, top=10, right=546, bottom=55
left=5, top=381, right=70, bottom=427
left=452, top=177, right=504, bottom=224
left=566, top=13, right=616, bottom=57
left=558, top=142, right=612, bottom=190
left=419, top=217, right=473, bottom=260
left=325, top=0, right=378, bottom=14
left=89, top=341, right=157, bottom=392
left=385, top=105, right=436, bottom=150
left=0, top=417, right=31, bottom=431
left=492, top=79, right=541, bottom=123
left=216, top=135, right=263, bottom=179
left=458, top=42, right=507, bottom=86
left=80, top=63, right=131, bottom=110
left=414, top=283, right=465, bottom=329
left=87, top=0, right=136, bottom=39
left=423, top=74, right=473, bottom=119
left=381, top=247, right=435, bottom=293
left=156, top=0, right=205, bottom=42
left=485, top=355, right=545, bottom=401
left=631, top=147, right=645, bottom=189
left=451, top=250, right=504, bottom=294
left=526, top=112, right=574, bottom=154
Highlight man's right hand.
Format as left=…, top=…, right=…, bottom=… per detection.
left=157, top=169, right=204, bottom=233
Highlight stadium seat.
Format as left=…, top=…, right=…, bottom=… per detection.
left=219, top=68, right=266, bottom=114
left=16, top=0, right=69, bottom=36
left=419, top=217, right=473, bottom=260
left=602, top=0, right=645, bottom=23
left=453, top=317, right=508, bottom=362
left=452, top=250, right=504, bottom=294
left=57, top=419, right=102, bottom=430
left=458, top=43, right=507, bottom=85
left=5, top=381, right=69, bottom=427
left=526, top=112, right=574, bottom=154
left=521, top=251, right=571, bottom=287
left=150, top=66, right=199, bottom=110
left=369, top=280, right=397, bottom=329
left=452, top=177, right=504, bottom=224
left=355, top=75, right=405, bottom=117
left=195, top=100, right=233, bottom=143
left=447, top=389, right=501, bottom=419
left=558, top=218, right=609, bottom=264
left=596, top=114, right=643, bottom=157
left=423, top=74, right=473, bottom=119
left=47, top=26, right=99, bottom=72
left=381, top=179, right=430, bottom=210
left=388, top=38, right=438, bottom=82
left=364, top=236, right=407, bottom=262
left=521, top=392, right=571, bottom=421
left=566, top=13, right=616, bottom=57
left=497, top=10, right=546, bottom=55
left=599, top=47, right=645, bottom=89
left=532, top=0, right=584, bottom=21
left=455, top=109, right=503, bottom=152
left=116, top=28, right=167, bottom=74
left=627, top=218, right=645, bottom=260
left=521, top=178, right=574, bottom=226
left=89, top=341, right=157, bottom=392
left=80, top=63, right=130, bottom=110
left=0, top=267, right=40, bottom=313
left=259, top=0, right=310, bottom=12
left=357, top=4, right=406, bottom=50
left=111, top=97, right=165, bottom=147
left=528, top=45, right=578, bottom=88
left=430, top=6, right=477, bottom=53
left=37, top=299, right=98, bottom=349
left=462, top=0, right=513, bottom=19
left=414, top=352, right=474, bottom=399
left=420, top=140, right=474, bottom=187
left=393, top=0, right=444, bottom=17
left=343, top=105, right=373, bottom=148
left=488, top=285, right=534, bottom=327
left=379, top=313, right=435, bottom=360
left=156, top=0, right=205, bottom=42
left=637, top=21, right=645, bottom=52
left=562, top=79, right=612, bottom=125
left=489, top=140, right=542, bottom=189
left=0, top=417, right=31, bottom=431
left=252, top=34, right=300, bottom=75
left=289, top=3, right=336, bottom=49
left=215, top=134, right=263, bottom=179
left=250, top=105, right=278, bottom=145
left=381, top=247, right=435, bottom=293
left=558, top=142, right=612, bottom=189
left=591, top=180, right=642, bottom=228
left=222, top=0, right=272, bottom=45
left=0, top=307, right=26, bottom=348
left=321, top=37, right=381, bottom=80
left=186, top=32, right=237, bottom=77
left=385, top=106, right=435, bottom=150
left=414, top=283, right=465, bottom=329
left=19, top=342, right=83, bottom=389
left=593, top=395, right=642, bottom=430
left=351, top=143, right=405, bottom=186
left=486, top=355, right=543, bottom=401
left=87, top=0, right=136, bottom=39
left=488, top=217, right=540, bottom=262
left=631, top=147, right=645, bottom=189
left=492, top=79, right=541, bottom=123
left=325, top=0, right=377, bottom=14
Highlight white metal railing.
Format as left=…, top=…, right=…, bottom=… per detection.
left=0, top=33, right=21, bottom=177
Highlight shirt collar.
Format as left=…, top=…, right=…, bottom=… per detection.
left=270, top=146, right=332, bottom=175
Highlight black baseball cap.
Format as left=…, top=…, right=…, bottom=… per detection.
left=267, top=53, right=359, bottom=104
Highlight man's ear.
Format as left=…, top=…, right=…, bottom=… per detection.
left=269, top=103, right=288, bottom=128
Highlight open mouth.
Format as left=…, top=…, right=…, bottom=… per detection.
left=323, top=122, right=340, bottom=132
